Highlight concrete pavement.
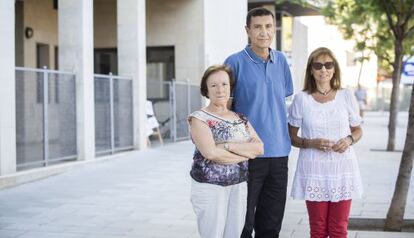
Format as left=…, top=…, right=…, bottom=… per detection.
left=0, top=111, right=413, bottom=238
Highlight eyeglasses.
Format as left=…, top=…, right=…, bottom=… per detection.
left=312, top=62, right=335, bottom=70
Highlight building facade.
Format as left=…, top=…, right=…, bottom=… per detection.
left=1, top=0, right=378, bottom=182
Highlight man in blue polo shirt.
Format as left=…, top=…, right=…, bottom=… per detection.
left=224, top=7, right=293, bottom=238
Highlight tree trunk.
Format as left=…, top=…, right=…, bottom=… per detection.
left=384, top=84, right=414, bottom=231
left=387, top=40, right=404, bottom=151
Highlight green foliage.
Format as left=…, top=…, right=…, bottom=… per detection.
left=281, top=0, right=414, bottom=75
left=320, top=0, right=414, bottom=74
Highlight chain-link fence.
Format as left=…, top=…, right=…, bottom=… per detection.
left=94, top=74, right=133, bottom=156
left=148, top=79, right=202, bottom=143
left=15, top=67, right=77, bottom=170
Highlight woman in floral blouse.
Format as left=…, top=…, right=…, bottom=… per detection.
left=188, top=65, right=263, bottom=238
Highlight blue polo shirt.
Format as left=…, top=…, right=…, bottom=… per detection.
left=224, top=46, right=293, bottom=158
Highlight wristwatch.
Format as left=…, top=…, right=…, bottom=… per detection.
left=224, top=143, right=230, bottom=151
left=347, top=135, right=355, bottom=145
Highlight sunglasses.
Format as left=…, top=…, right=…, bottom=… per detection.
left=312, top=62, right=335, bottom=70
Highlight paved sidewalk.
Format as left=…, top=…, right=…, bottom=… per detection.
left=0, top=111, right=413, bottom=238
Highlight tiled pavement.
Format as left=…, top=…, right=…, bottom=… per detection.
left=0, top=111, right=413, bottom=238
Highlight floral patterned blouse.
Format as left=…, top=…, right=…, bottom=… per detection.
left=188, top=110, right=252, bottom=186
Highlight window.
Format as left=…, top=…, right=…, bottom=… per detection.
left=146, top=46, right=175, bottom=101
left=36, top=43, right=61, bottom=104
left=94, top=48, right=118, bottom=75
left=54, top=46, right=59, bottom=103
left=54, top=46, right=58, bottom=70
left=36, top=43, right=50, bottom=103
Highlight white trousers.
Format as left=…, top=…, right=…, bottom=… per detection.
left=190, top=179, right=247, bottom=238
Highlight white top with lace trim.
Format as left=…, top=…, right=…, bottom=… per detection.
left=288, top=89, right=363, bottom=202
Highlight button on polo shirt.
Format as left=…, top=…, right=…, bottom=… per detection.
left=225, top=46, right=293, bottom=157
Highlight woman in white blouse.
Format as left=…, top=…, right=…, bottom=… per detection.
left=288, top=47, right=363, bottom=238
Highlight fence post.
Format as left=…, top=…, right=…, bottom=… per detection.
left=186, top=79, right=191, bottom=139
left=109, top=72, right=115, bottom=154
left=171, top=79, right=177, bottom=142
left=42, top=66, right=49, bottom=166
left=166, top=81, right=173, bottom=141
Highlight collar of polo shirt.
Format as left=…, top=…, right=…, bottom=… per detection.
left=243, top=45, right=276, bottom=64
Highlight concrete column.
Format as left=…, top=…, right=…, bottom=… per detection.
left=292, top=18, right=308, bottom=93
left=203, top=0, right=247, bottom=65
left=117, top=0, right=147, bottom=150
left=0, top=0, right=16, bottom=175
left=59, top=0, right=95, bottom=160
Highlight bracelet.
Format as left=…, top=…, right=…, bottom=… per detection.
left=347, top=135, right=355, bottom=145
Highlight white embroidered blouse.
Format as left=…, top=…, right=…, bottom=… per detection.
left=288, top=89, right=363, bottom=202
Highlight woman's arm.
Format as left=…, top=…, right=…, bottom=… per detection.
left=190, top=118, right=249, bottom=164
left=332, top=125, right=363, bottom=153
left=288, top=124, right=335, bottom=151
left=217, top=121, right=264, bottom=159
left=289, top=124, right=302, bottom=148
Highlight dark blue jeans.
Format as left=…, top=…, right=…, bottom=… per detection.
left=241, top=157, right=288, bottom=238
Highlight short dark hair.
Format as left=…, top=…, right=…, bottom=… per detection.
left=200, top=65, right=235, bottom=99
left=303, top=47, right=342, bottom=93
left=246, top=7, right=275, bottom=27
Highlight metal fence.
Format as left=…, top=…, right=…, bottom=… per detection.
left=15, top=68, right=197, bottom=169
left=148, top=79, right=202, bottom=142
left=94, top=73, right=133, bottom=156
left=147, top=80, right=173, bottom=142
left=15, top=67, right=77, bottom=170
left=172, top=80, right=203, bottom=141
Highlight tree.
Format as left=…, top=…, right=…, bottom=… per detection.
left=385, top=85, right=414, bottom=231
left=379, top=1, right=414, bottom=151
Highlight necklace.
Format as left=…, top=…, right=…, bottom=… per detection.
left=316, top=88, right=332, bottom=96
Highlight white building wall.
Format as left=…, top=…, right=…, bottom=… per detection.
left=94, top=0, right=117, bottom=48
left=0, top=0, right=16, bottom=175
left=147, top=0, right=204, bottom=84
left=21, top=0, right=119, bottom=67
left=291, top=18, right=308, bottom=92
left=23, top=0, right=58, bottom=69
left=203, top=0, right=248, bottom=67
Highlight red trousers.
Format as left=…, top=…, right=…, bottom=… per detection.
left=306, top=200, right=352, bottom=238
